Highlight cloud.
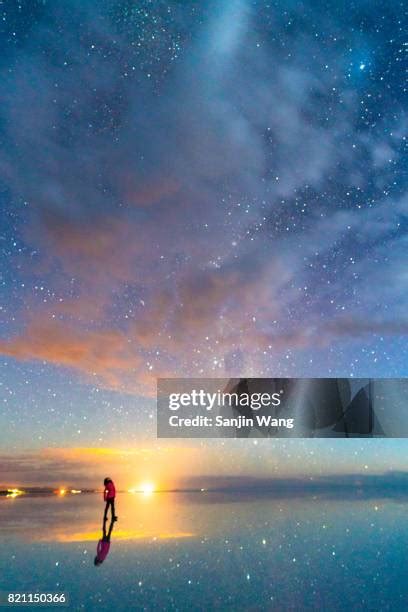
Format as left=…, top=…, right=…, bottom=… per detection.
left=0, top=319, right=141, bottom=391
left=0, top=445, right=202, bottom=488
left=1, top=232, right=408, bottom=391
left=0, top=0, right=406, bottom=388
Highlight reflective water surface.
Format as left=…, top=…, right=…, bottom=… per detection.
left=1, top=491, right=408, bottom=610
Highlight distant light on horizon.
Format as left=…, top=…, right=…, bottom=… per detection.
left=6, top=488, right=24, bottom=499
left=128, top=482, right=156, bottom=496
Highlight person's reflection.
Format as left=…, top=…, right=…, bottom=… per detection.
left=94, top=517, right=114, bottom=567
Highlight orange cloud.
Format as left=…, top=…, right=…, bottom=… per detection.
left=0, top=319, right=141, bottom=390
left=0, top=257, right=307, bottom=393
left=0, top=445, right=205, bottom=489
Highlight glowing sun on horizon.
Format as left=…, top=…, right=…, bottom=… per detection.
left=140, top=482, right=155, bottom=496
left=128, top=482, right=156, bottom=496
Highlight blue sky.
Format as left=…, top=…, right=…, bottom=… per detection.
left=0, top=0, right=407, bottom=483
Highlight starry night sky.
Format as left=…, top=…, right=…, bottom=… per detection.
left=0, top=0, right=407, bottom=486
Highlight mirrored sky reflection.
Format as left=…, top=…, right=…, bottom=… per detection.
left=2, top=492, right=408, bottom=610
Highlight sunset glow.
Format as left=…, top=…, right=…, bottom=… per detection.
left=128, top=482, right=156, bottom=496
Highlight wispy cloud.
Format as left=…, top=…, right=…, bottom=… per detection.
left=0, top=445, right=204, bottom=488
left=0, top=0, right=406, bottom=391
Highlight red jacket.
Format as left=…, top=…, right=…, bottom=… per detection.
left=103, top=481, right=116, bottom=501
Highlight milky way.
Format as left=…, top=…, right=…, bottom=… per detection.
left=0, top=1, right=407, bottom=475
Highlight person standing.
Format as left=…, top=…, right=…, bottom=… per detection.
left=103, top=477, right=118, bottom=522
